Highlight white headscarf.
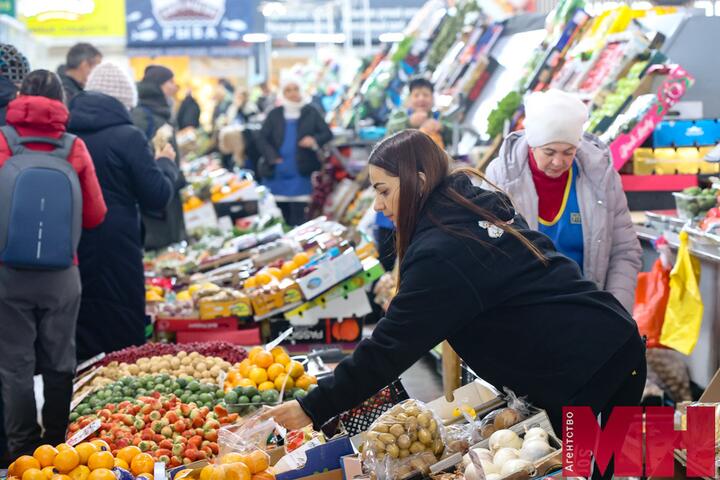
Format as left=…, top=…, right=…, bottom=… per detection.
left=524, top=89, right=588, bottom=148
left=280, top=73, right=307, bottom=120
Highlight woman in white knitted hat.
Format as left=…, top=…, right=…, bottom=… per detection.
left=485, top=89, right=642, bottom=313
left=67, top=62, right=181, bottom=361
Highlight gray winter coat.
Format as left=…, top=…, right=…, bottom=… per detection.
left=485, top=131, right=642, bottom=312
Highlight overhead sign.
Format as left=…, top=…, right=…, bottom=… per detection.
left=0, top=0, right=14, bottom=17
left=126, top=0, right=257, bottom=56
left=18, top=0, right=125, bottom=37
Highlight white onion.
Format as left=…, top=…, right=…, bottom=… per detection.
left=464, top=464, right=481, bottom=480
left=465, top=460, right=500, bottom=480
left=500, top=458, right=534, bottom=476
left=523, top=427, right=549, bottom=443
left=493, top=447, right=520, bottom=467
left=462, top=453, right=472, bottom=468
left=470, top=447, right=493, bottom=463
left=486, top=475, right=501, bottom=480
left=489, top=429, right=523, bottom=451
left=479, top=459, right=500, bottom=475
left=520, top=439, right=555, bottom=462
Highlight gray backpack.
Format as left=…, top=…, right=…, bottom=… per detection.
left=0, top=126, right=82, bottom=269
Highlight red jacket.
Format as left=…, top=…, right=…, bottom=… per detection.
left=0, top=95, right=107, bottom=230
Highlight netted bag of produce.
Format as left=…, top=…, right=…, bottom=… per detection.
left=361, top=399, right=445, bottom=479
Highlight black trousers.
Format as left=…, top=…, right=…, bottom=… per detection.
left=278, top=201, right=308, bottom=227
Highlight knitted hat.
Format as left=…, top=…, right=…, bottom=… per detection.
left=143, top=65, right=174, bottom=86
left=86, top=62, right=138, bottom=109
left=0, top=44, right=30, bottom=85
left=524, top=89, right=589, bottom=148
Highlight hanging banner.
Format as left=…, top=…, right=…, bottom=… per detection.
left=18, top=0, right=125, bottom=37
left=126, top=0, right=256, bottom=56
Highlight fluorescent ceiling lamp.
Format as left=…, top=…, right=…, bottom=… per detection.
left=243, top=33, right=270, bottom=43
left=287, top=33, right=346, bottom=43
left=378, top=32, right=404, bottom=43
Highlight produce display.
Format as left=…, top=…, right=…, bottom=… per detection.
left=98, top=343, right=248, bottom=367
left=674, top=187, right=719, bottom=220
left=223, top=346, right=317, bottom=414
left=67, top=395, right=238, bottom=467
left=175, top=449, right=275, bottom=480
left=7, top=440, right=156, bottom=480
left=361, top=399, right=445, bottom=479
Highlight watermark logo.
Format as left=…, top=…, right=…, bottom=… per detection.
left=563, top=406, right=716, bottom=477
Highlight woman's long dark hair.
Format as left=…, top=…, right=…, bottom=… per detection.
left=19, top=69, right=65, bottom=103
left=368, top=129, right=546, bottom=266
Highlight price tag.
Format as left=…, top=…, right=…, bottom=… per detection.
left=67, top=419, right=102, bottom=446
left=154, top=462, right=167, bottom=480
left=77, top=352, right=106, bottom=373
left=70, top=389, right=93, bottom=412
left=73, top=367, right=101, bottom=393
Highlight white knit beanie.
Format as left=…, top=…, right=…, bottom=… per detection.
left=524, top=89, right=589, bottom=148
left=86, top=62, right=138, bottom=110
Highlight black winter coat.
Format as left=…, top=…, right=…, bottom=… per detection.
left=68, top=91, right=180, bottom=360
left=0, top=76, right=16, bottom=126
left=299, top=173, right=642, bottom=429
left=177, top=93, right=201, bottom=130
left=130, top=81, right=187, bottom=250
left=57, top=66, right=83, bottom=103
left=256, top=105, right=333, bottom=176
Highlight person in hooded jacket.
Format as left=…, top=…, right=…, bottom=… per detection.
left=485, top=90, right=642, bottom=312
left=256, top=75, right=333, bottom=226
left=265, top=131, right=646, bottom=479
left=69, top=62, right=181, bottom=361
left=0, top=70, right=106, bottom=457
left=0, top=44, right=30, bottom=126
left=131, top=65, right=187, bottom=250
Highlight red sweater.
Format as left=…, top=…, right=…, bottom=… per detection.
left=0, top=96, right=107, bottom=262
left=528, top=148, right=569, bottom=223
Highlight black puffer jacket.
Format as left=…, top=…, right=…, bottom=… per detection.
left=69, top=91, right=179, bottom=360
left=0, top=76, right=16, bottom=125
left=299, top=173, right=642, bottom=430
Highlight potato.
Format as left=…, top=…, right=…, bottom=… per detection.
left=481, top=423, right=496, bottom=439
left=177, top=351, right=187, bottom=358
left=378, top=433, right=396, bottom=445
left=405, top=406, right=421, bottom=417
left=389, top=424, right=405, bottom=438
left=386, top=444, right=400, bottom=459
left=406, top=417, right=419, bottom=431
left=494, top=408, right=522, bottom=429
left=417, top=413, right=431, bottom=428
left=418, top=428, right=432, bottom=446
left=433, top=438, right=444, bottom=457
left=408, top=430, right=418, bottom=442
left=373, top=440, right=385, bottom=453
left=181, top=357, right=192, bottom=366
left=410, top=457, right=428, bottom=473
left=396, top=413, right=409, bottom=423
left=374, top=424, right=390, bottom=434
left=399, top=449, right=410, bottom=459
left=397, top=434, right=411, bottom=449
left=429, top=419, right=438, bottom=434
left=409, top=442, right=425, bottom=454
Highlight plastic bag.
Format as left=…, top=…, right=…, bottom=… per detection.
left=361, top=399, right=446, bottom=480
left=217, top=410, right=279, bottom=458
left=634, top=258, right=671, bottom=348
left=473, top=389, right=532, bottom=443
left=660, top=231, right=704, bottom=355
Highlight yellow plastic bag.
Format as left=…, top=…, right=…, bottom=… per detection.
left=660, top=231, right=704, bottom=355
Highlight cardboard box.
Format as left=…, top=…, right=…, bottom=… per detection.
left=199, top=297, right=252, bottom=320
left=250, top=280, right=304, bottom=319
left=286, top=290, right=371, bottom=327
left=276, top=436, right=354, bottom=480
left=426, top=379, right=502, bottom=425
left=297, top=250, right=363, bottom=300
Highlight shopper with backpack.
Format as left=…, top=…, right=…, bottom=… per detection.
left=0, top=70, right=106, bottom=457
left=69, top=62, right=180, bottom=361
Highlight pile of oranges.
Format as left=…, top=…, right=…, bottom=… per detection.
left=223, top=346, right=317, bottom=393
left=175, top=450, right=274, bottom=480
left=243, top=252, right=310, bottom=290
left=8, top=441, right=155, bottom=480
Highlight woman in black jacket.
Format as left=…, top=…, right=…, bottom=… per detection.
left=256, top=75, right=333, bottom=226
left=266, top=130, right=645, bottom=457
left=68, top=63, right=181, bottom=360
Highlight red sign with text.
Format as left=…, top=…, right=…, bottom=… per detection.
left=563, top=406, right=716, bottom=477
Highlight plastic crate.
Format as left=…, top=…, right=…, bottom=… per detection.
left=337, top=380, right=409, bottom=436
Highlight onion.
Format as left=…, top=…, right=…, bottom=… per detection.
left=489, top=429, right=523, bottom=452
left=470, top=448, right=493, bottom=463
left=523, top=427, right=549, bottom=443
left=464, top=464, right=481, bottom=480
left=493, top=447, right=520, bottom=467
left=519, top=439, right=555, bottom=462
left=500, top=458, right=533, bottom=476
left=486, top=475, right=501, bottom=480
left=479, top=459, right=499, bottom=475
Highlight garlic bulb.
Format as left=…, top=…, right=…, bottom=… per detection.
left=500, top=458, right=533, bottom=476
left=493, top=447, right=520, bottom=467
left=523, top=427, right=549, bottom=443
left=489, top=429, right=523, bottom=451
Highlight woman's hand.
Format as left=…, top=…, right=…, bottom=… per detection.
left=155, top=143, right=176, bottom=161
left=298, top=136, right=318, bottom=149
left=260, top=400, right=312, bottom=430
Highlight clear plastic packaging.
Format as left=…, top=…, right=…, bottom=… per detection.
left=473, top=389, right=532, bottom=443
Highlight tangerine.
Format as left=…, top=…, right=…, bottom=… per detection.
left=244, top=451, right=269, bottom=474
left=53, top=449, right=80, bottom=474
left=89, top=441, right=110, bottom=453
left=254, top=351, right=273, bottom=369
left=87, top=452, right=113, bottom=471
left=199, top=465, right=214, bottom=480
left=243, top=277, right=257, bottom=290
left=8, top=462, right=17, bottom=477
left=41, top=467, right=57, bottom=480
left=255, top=273, right=273, bottom=286
left=223, top=463, right=251, bottom=480
left=247, top=347, right=264, bottom=364
left=274, top=353, right=291, bottom=367
left=274, top=374, right=294, bottom=391
left=248, top=367, right=268, bottom=385
left=113, top=459, right=128, bottom=470
left=237, top=378, right=256, bottom=388
left=16, top=456, right=42, bottom=477
left=87, top=469, right=115, bottom=480
left=293, top=252, right=310, bottom=266
left=22, top=468, right=45, bottom=480
left=270, top=346, right=286, bottom=358
left=173, top=470, right=192, bottom=480
left=295, top=374, right=317, bottom=391
left=34, top=445, right=59, bottom=468
left=267, top=267, right=283, bottom=280
left=258, top=381, right=275, bottom=392
left=252, top=473, right=276, bottom=480
left=130, top=453, right=154, bottom=476
left=219, top=453, right=247, bottom=465
left=116, top=446, right=141, bottom=465
left=50, top=475, right=72, bottom=480
left=74, top=443, right=98, bottom=466
left=266, top=363, right=285, bottom=381
left=280, top=261, right=296, bottom=278
left=55, top=445, right=72, bottom=452
left=285, top=360, right=304, bottom=379
left=68, top=465, right=90, bottom=480
left=238, top=359, right=253, bottom=378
